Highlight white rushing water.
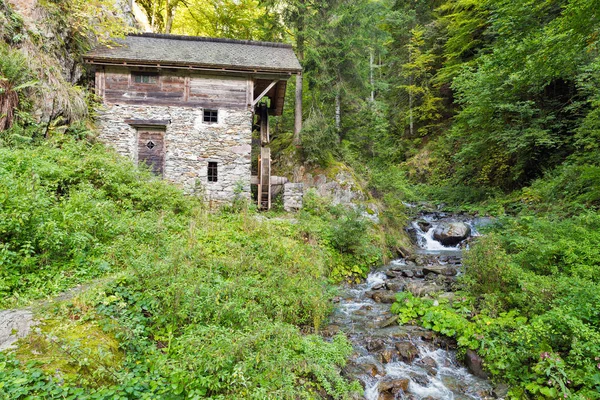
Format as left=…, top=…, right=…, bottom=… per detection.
left=356, top=269, right=492, bottom=400
left=412, top=221, right=461, bottom=252
left=330, top=213, right=494, bottom=400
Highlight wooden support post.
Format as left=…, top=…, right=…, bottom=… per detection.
left=247, top=78, right=254, bottom=109
left=259, top=104, right=269, bottom=145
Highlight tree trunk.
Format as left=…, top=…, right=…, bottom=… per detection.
left=151, top=0, right=158, bottom=31
left=408, top=49, right=414, bottom=138
left=294, top=73, right=303, bottom=145
left=370, top=49, right=375, bottom=102
left=165, top=0, right=178, bottom=34
left=293, top=1, right=305, bottom=146
left=335, top=89, right=341, bottom=132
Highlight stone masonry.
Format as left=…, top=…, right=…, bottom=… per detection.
left=283, top=183, right=304, bottom=212
left=97, top=104, right=252, bottom=204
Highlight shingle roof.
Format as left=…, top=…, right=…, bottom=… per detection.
left=85, top=33, right=302, bottom=74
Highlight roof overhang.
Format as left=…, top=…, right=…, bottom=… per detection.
left=84, top=57, right=301, bottom=77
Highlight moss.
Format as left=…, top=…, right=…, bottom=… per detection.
left=15, top=306, right=123, bottom=387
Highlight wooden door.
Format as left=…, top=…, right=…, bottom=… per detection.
left=137, top=129, right=165, bottom=176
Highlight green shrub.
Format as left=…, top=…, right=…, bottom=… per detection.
left=0, top=133, right=366, bottom=398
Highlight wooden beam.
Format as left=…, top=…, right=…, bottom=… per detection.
left=252, top=80, right=279, bottom=107
left=246, top=79, right=254, bottom=108
left=184, top=76, right=190, bottom=102
left=125, top=119, right=171, bottom=127
left=84, top=59, right=301, bottom=77
left=251, top=175, right=288, bottom=185
left=259, top=104, right=269, bottom=145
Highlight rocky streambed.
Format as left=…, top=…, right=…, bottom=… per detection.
left=325, top=212, right=502, bottom=400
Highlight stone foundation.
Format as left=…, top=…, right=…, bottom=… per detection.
left=96, top=104, right=252, bottom=204
left=283, top=183, right=304, bottom=212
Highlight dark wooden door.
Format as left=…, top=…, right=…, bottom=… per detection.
left=137, top=129, right=165, bottom=176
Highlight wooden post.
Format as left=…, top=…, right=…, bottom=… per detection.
left=260, top=104, right=269, bottom=145
left=259, top=147, right=271, bottom=210
left=294, top=73, right=303, bottom=145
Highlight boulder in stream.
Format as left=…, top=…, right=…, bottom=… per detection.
left=378, top=376, right=410, bottom=395
left=416, top=356, right=438, bottom=376
left=395, top=342, right=419, bottom=363
left=366, top=338, right=386, bottom=352
left=433, top=222, right=471, bottom=246
left=379, top=348, right=398, bottom=364
left=465, top=349, right=489, bottom=379
left=406, top=281, right=441, bottom=297
left=369, top=290, right=397, bottom=304
left=423, top=266, right=458, bottom=276
left=417, top=219, right=432, bottom=232
left=385, top=280, right=406, bottom=292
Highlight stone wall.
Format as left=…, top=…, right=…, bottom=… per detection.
left=283, top=183, right=304, bottom=212
left=96, top=103, right=252, bottom=204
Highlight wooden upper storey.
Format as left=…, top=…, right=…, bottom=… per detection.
left=94, top=67, right=289, bottom=115
left=86, top=34, right=301, bottom=116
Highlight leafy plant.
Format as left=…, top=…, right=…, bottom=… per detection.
left=0, top=44, right=36, bottom=131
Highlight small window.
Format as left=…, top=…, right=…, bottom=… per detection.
left=133, top=72, right=158, bottom=84
left=203, top=109, right=218, bottom=123
left=208, top=162, right=218, bottom=182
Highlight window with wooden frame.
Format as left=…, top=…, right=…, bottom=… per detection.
left=132, top=72, right=158, bottom=84
left=203, top=109, right=218, bottom=123
left=208, top=162, right=218, bottom=182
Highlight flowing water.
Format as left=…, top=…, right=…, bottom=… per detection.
left=327, top=212, right=497, bottom=400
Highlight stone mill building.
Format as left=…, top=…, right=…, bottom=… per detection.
left=85, top=33, right=302, bottom=209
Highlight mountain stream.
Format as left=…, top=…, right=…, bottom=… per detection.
left=326, top=212, right=499, bottom=400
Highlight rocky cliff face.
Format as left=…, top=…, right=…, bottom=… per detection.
left=1, top=0, right=137, bottom=125
left=293, top=165, right=367, bottom=206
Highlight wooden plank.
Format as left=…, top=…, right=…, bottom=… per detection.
left=252, top=80, right=279, bottom=107
left=95, top=70, right=105, bottom=99
left=188, top=89, right=247, bottom=97
left=103, top=69, right=251, bottom=107
left=259, top=104, right=269, bottom=145
left=105, top=93, right=246, bottom=109
left=184, top=76, right=190, bottom=102
left=138, top=130, right=165, bottom=176
left=104, top=90, right=184, bottom=101
left=125, top=119, right=170, bottom=127
left=189, top=77, right=247, bottom=87
left=273, top=80, right=287, bottom=116
left=259, top=147, right=271, bottom=210
left=251, top=176, right=287, bottom=185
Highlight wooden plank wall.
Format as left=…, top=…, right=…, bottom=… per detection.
left=102, top=67, right=248, bottom=109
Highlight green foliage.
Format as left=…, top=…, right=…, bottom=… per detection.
left=397, top=26, right=443, bottom=140
left=391, top=207, right=600, bottom=398
left=520, top=163, right=600, bottom=214
left=0, top=137, right=194, bottom=306
left=171, top=0, right=283, bottom=40
left=392, top=291, right=600, bottom=399
left=0, top=0, right=26, bottom=44
left=0, top=43, right=36, bottom=132
left=300, top=189, right=384, bottom=282
left=300, top=111, right=339, bottom=166
left=0, top=131, right=370, bottom=398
